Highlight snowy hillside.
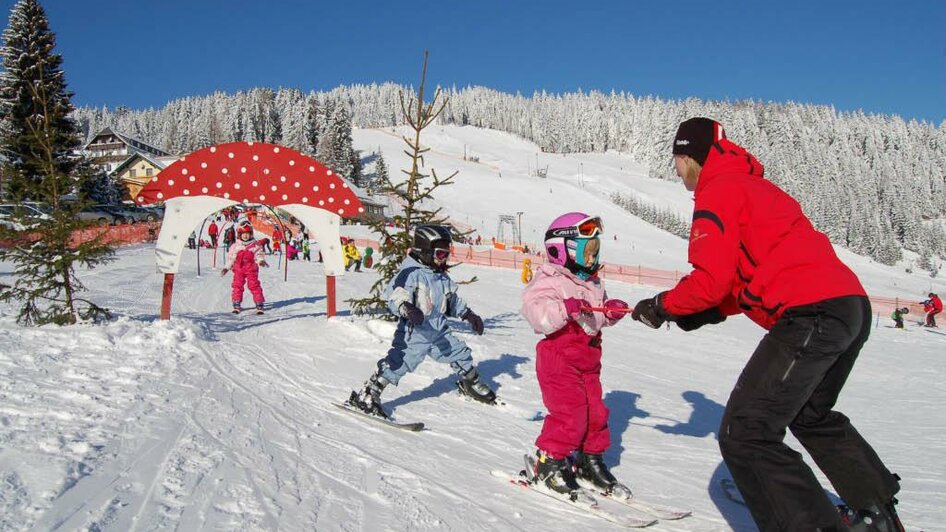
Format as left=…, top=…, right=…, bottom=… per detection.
left=0, top=125, right=943, bottom=531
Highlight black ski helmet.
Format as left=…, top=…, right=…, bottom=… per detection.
left=411, top=224, right=452, bottom=270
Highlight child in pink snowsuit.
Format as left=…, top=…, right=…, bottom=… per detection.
left=520, top=212, right=629, bottom=496
left=221, top=223, right=268, bottom=313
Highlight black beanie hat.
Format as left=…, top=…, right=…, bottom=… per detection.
left=672, top=117, right=725, bottom=166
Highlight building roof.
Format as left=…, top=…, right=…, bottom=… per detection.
left=84, top=127, right=171, bottom=157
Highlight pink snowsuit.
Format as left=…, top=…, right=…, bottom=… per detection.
left=225, top=238, right=266, bottom=305
left=521, top=262, right=619, bottom=460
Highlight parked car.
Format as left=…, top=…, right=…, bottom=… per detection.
left=75, top=205, right=123, bottom=225
left=0, top=203, right=51, bottom=231
left=95, top=204, right=158, bottom=223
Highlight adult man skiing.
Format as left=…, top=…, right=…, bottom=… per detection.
left=631, top=117, right=903, bottom=531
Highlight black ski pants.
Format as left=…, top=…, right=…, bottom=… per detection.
left=719, top=295, right=900, bottom=531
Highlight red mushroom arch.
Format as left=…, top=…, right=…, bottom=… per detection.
left=137, top=141, right=364, bottom=319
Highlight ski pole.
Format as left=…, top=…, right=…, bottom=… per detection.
left=581, top=306, right=634, bottom=314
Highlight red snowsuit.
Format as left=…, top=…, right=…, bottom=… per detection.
left=225, top=239, right=265, bottom=305
left=927, top=294, right=943, bottom=326
left=661, top=137, right=865, bottom=328
left=521, top=263, right=619, bottom=460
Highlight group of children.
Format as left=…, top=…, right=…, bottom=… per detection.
left=346, top=211, right=631, bottom=497
left=891, top=292, right=943, bottom=328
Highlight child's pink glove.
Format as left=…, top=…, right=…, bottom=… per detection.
left=604, top=299, right=630, bottom=321
left=563, top=298, right=591, bottom=319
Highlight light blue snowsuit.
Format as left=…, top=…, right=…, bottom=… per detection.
left=378, top=254, right=475, bottom=385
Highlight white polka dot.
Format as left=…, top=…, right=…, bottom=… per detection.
left=302, top=197, right=308, bottom=203
left=228, top=152, right=235, bottom=159
left=234, top=183, right=241, bottom=189
left=326, top=170, right=333, bottom=176
left=168, top=179, right=175, bottom=186
left=224, top=192, right=230, bottom=199
left=252, top=180, right=258, bottom=187
left=344, top=199, right=350, bottom=205
left=181, top=168, right=187, bottom=175
left=222, top=168, right=229, bottom=174
left=259, top=195, right=266, bottom=201
left=329, top=183, right=336, bottom=189
left=271, top=185, right=277, bottom=191
left=289, top=160, right=295, bottom=166
left=293, top=182, right=300, bottom=188
left=201, top=162, right=207, bottom=169
left=240, top=167, right=247, bottom=173
left=280, top=176, right=286, bottom=182
left=308, top=165, right=315, bottom=172
left=318, top=200, right=325, bottom=206
left=157, top=192, right=164, bottom=199
left=252, top=155, right=259, bottom=161
left=216, top=182, right=223, bottom=189
left=183, top=189, right=190, bottom=195
left=358, top=207, right=364, bottom=213
left=312, top=185, right=319, bottom=192
left=281, top=194, right=288, bottom=200
left=201, top=187, right=208, bottom=193
left=210, top=147, right=217, bottom=153
left=273, top=147, right=280, bottom=153
left=328, top=197, right=335, bottom=203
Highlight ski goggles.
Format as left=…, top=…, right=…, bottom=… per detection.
left=433, top=248, right=450, bottom=261
left=545, top=216, right=604, bottom=240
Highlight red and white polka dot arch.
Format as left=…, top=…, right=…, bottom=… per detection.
left=136, top=141, right=364, bottom=277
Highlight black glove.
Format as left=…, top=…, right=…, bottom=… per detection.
left=399, top=302, right=424, bottom=326
left=462, top=309, right=484, bottom=335
left=632, top=293, right=671, bottom=329
left=676, top=307, right=726, bottom=331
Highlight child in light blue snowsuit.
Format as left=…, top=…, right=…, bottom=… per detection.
left=347, top=225, right=497, bottom=418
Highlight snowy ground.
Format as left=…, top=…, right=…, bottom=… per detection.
left=0, top=125, right=943, bottom=531
left=0, top=243, right=942, bottom=531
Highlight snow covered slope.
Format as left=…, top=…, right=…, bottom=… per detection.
left=0, top=124, right=942, bottom=531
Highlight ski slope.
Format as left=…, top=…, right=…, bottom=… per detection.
left=0, top=125, right=943, bottom=531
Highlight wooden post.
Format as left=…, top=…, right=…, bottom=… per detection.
left=160, top=273, right=175, bottom=320
left=326, top=275, right=336, bottom=317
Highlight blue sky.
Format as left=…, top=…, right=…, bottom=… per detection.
left=7, top=0, right=945, bottom=124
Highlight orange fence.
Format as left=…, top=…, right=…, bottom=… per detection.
left=349, top=239, right=929, bottom=319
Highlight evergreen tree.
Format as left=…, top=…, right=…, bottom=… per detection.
left=350, top=53, right=467, bottom=317
left=0, top=0, right=114, bottom=325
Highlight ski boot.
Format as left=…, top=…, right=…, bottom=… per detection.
left=842, top=499, right=905, bottom=532
left=232, top=302, right=241, bottom=314
left=255, top=302, right=265, bottom=315
left=456, top=367, right=497, bottom=404
left=534, top=450, right=582, bottom=497
left=347, top=371, right=390, bottom=419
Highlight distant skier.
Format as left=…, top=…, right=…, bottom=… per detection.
left=520, top=212, right=630, bottom=497
left=923, top=292, right=942, bottom=327
left=221, top=222, right=268, bottom=314
left=207, top=218, right=219, bottom=248
left=631, top=117, right=904, bottom=531
left=347, top=225, right=495, bottom=418
left=891, top=307, right=909, bottom=329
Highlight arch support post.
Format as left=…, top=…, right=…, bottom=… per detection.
left=326, top=275, right=336, bottom=318
left=160, top=273, right=175, bottom=320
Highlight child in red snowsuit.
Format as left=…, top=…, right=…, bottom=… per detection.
left=221, top=224, right=268, bottom=313
left=520, top=212, right=629, bottom=498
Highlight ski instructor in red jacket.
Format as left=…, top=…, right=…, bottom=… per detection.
left=632, top=118, right=904, bottom=531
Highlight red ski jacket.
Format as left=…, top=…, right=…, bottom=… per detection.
left=662, top=138, right=865, bottom=330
